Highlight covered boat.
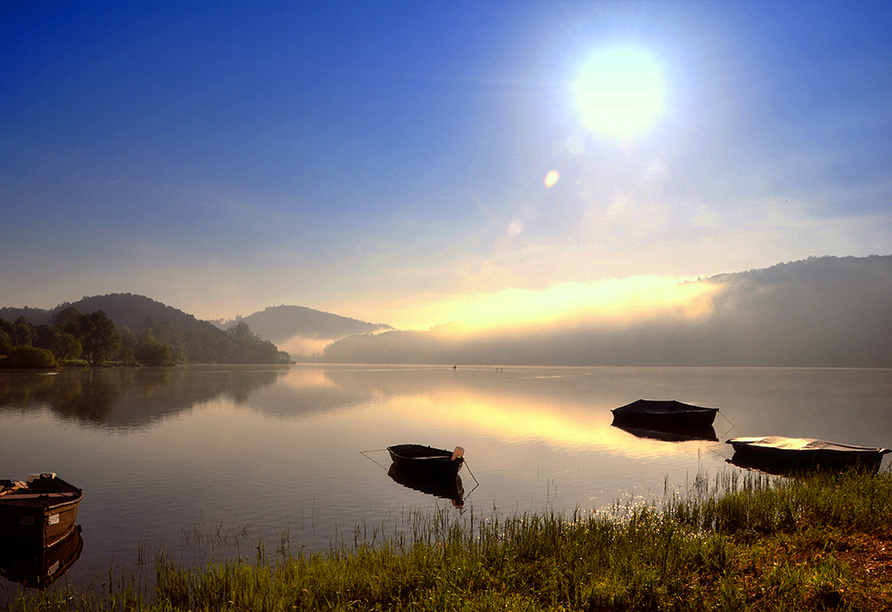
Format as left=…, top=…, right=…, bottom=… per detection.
left=727, top=437, right=891, bottom=474
left=0, top=473, right=84, bottom=550
left=387, top=444, right=464, bottom=479
left=611, top=399, right=719, bottom=429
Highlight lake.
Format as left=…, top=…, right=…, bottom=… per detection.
left=2, top=364, right=891, bottom=597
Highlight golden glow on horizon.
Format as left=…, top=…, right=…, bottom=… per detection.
left=423, top=276, right=719, bottom=336
left=574, top=48, right=665, bottom=140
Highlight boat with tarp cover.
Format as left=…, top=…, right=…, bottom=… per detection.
left=611, top=399, right=719, bottom=430
left=728, top=436, right=891, bottom=474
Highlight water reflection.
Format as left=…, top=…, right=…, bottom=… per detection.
left=0, top=366, right=290, bottom=428
left=3, top=365, right=891, bottom=452
left=612, top=423, right=718, bottom=443
left=0, top=527, right=84, bottom=589
left=387, top=465, right=465, bottom=507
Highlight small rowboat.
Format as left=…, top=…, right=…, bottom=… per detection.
left=387, top=444, right=465, bottom=479
left=0, top=473, right=84, bottom=550
left=611, top=399, right=719, bottom=430
left=727, top=437, right=891, bottom=474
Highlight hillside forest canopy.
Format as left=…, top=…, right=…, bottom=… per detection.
left=0, top=307, right=291, bottom=368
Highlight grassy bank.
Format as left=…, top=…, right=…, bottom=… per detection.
left=9, top=469, right=892, bottom=611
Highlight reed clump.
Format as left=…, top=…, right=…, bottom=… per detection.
left=9, top=469, right=892, bottom=611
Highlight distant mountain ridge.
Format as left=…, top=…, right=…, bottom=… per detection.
left=210, top=305, right=392, bottom=345
left=0, top=295, right=392, bottom=356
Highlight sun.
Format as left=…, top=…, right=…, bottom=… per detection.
left=574, top=48, right=665, bottom=140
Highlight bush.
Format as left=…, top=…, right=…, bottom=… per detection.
left=0, top=345, right=57, bottom=368
left=135, top=340, right=178, bottom=366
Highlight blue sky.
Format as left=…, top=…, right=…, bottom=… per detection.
left=2, top=1, right=891, bottom=330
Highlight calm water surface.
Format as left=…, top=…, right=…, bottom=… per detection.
left=2, top=364, right=891, bottom=597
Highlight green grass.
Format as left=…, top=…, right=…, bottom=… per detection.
left=8, top=469, right=892, bottom=611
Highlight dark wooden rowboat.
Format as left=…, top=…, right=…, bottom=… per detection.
left=727, top=437, right=891, bottom=474
left=611, top=399, right=718, bottom=429
left=0, top=473, right=84, bottom=550
left=387, top=444, right=464, bottom=479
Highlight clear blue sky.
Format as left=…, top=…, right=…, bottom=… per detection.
left=2, top=1, right=891, bottom=329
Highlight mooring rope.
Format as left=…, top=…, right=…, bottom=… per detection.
left=359, top=449, right=390, bottom=471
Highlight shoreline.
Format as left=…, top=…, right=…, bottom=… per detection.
left=5, top=469, right=891, bottom=611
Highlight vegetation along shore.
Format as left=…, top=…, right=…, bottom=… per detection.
left=6, top=468, right=892, bottom=611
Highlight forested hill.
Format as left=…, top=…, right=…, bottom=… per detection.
left=210, top=305, right=392, bottom=345
left=0, top=293, right=218, bottom=334
left=0, top=293, right=288, bottom=366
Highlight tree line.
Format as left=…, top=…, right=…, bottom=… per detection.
left=0, top=307, right=291, bottom=368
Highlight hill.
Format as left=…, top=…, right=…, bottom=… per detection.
left=1, top=293, right=220, bottom=335
left=319, top=255, right=892, bottom=367
left=0, top=293, right=289, bottom=365
left=211, top=305, right=392, bottom=357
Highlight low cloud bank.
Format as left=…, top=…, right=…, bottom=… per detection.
left=319, top=255, right=892, bottom=367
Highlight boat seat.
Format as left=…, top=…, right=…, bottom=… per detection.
left=0, top=480, right=27, bottom=496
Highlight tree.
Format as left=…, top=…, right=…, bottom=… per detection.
left=52, top=306, right=83, bottom=336
left=54, top=333, right=82, bottom=361
left=33, top=324, right=60, bottom=352
left=0, top=329, right=12, bottom=355
left=226, top=321, right=280, bottom=363
left=78, top=310, right=121, bottom=367
left=14, top=316, right=34, bottom=346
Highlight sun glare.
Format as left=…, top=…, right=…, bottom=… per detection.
left=574, top=48, right=665, bottom=140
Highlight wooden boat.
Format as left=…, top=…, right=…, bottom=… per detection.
left=0, top=473, right=84, bottom=549
left=727, top=437, right=891, bottom=474
left=387, top=444, right=464, bottom=479
left=611, top=399, right=718, bottom=429
left=0, top=525, right=83, bottom=589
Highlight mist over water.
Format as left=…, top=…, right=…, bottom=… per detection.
left=2, top=364, right=891, bottom=598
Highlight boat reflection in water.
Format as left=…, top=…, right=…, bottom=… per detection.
left=613, top=423, right=718, bottom=443
left=0, top=525, right=84, bottom=589
left=388, top=464, right=465, bottom=507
